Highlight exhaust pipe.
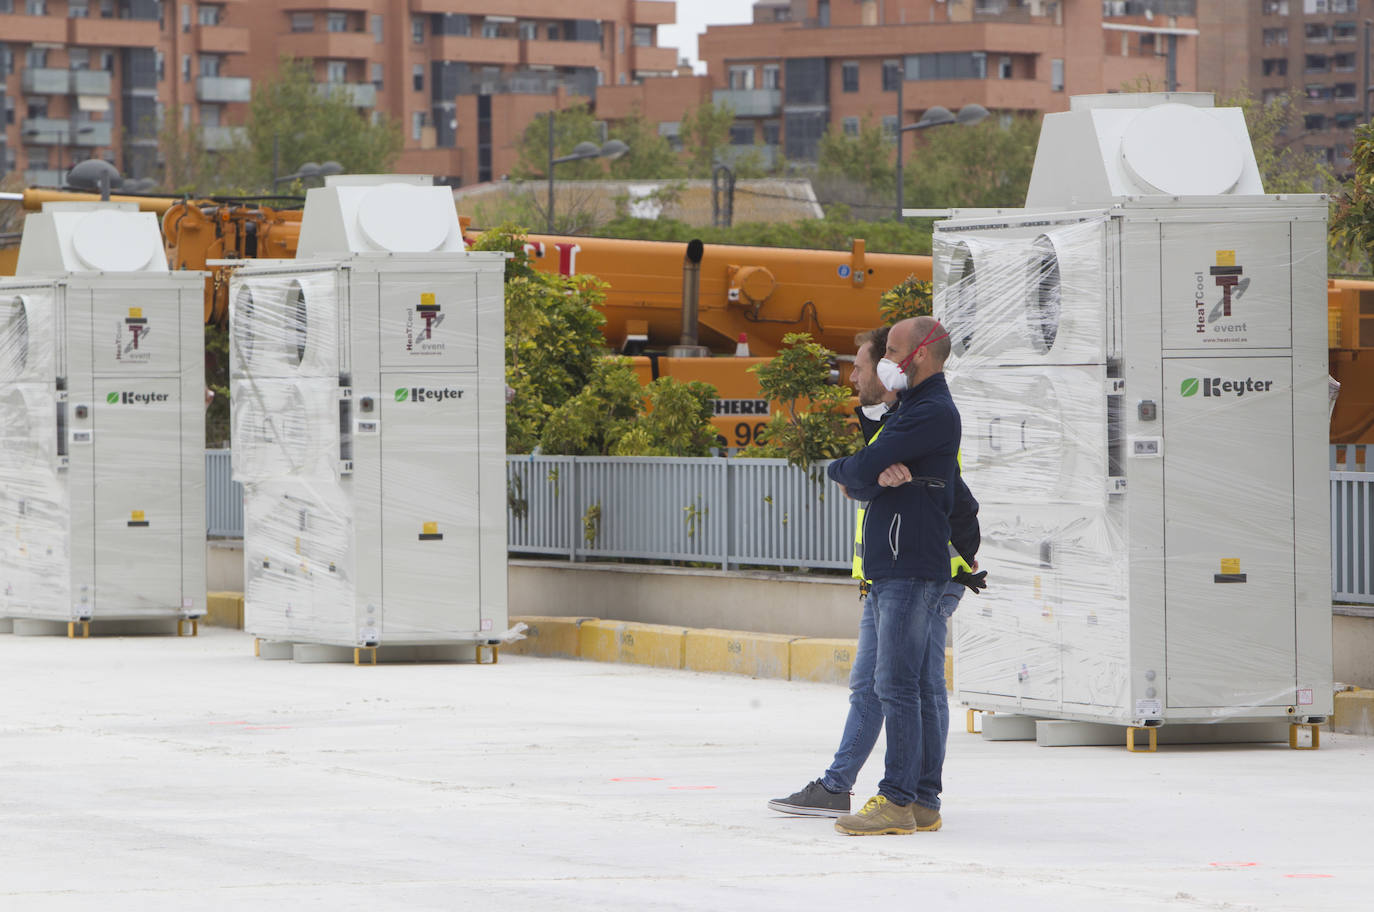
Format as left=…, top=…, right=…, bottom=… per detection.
left=669, top=239, right=710, bottom=357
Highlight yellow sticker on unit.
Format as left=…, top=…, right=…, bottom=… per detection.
left=131, top=510, right=145, bottom=521
left=422, top=521, right=438, bottom=535
left=1215, top=250, right=1236, bottom=267
left=128, top=307, right=143, bottom=318
left=420, top=293, right=436, bottom=308
left=1221, top=557, right=1241, bottom=574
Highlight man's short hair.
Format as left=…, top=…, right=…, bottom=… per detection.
left=854, top=326, right=891, bottom=363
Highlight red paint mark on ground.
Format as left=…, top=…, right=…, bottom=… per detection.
left=1209, top=862, right=1258, bottom=868
left=1284, top=874, right=1333, bottom=879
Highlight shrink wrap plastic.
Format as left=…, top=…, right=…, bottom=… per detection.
left=231, top=258, right=510, bottom=647
left=937, top=209, right=1332, bottom=725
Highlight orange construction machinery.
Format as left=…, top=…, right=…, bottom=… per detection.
left=2, top=186, right=1371, bottom=446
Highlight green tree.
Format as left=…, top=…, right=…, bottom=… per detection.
left=1223, top=89, right=1335, bottom=193
left=742, top=333, right=860, bottom=468
left=681, top=100, right=736, bottom=178
left=1332, top=122, right=1374, bottom=270
left=538, top=357, right=644, bottom=455
left=818, top=117, right=896, bottom=194
left=511, top=106, right=604, bottom=180
left=471, top=224, right=611, bottom=453
left=612, top=378, right=719, bottom=456
left=609, top=110, right=685, bottom=180
left=154, top=119, right=217, bottom=196
left=903, top=115, right=1041, bottom=209
left=877, top=275, right=932, bottom=325
left=231, top=57, right=403, bottom=191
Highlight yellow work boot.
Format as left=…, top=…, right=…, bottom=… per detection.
left=911, top=803, right=942, bottom=832
left=834, top=795, right=916, bottom=836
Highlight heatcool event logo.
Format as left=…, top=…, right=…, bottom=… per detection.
left=106, top=391, right=170, bottom=405
left=1179, top=377, right=1274, bottom=399
left=115, top=307, right=152, bottom=362
left=394, top=387, right=464, bottom=403
left=1193, top=250, right=1250, bottom=343
left=404, top=293, right=446, bottom=355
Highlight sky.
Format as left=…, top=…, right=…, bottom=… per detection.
left=658, top=0, right=759, bottom=75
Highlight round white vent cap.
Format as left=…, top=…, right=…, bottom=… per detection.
left=1120, top=104, right=1244, bottom=197
left=357, top=185, right=452, bottom=252
left=72, top=210, right=160, bottom=272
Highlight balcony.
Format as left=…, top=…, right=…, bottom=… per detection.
left=284, top=30, right=375, bottom=60
left=24, top=169, right=67, bottom=188
left=202, top=125, right=247, bottom=151
left=631, top=45, right=678, bottom=73
left=713, top=88, right=781, bottom=117
left=632, top=0, right=676, bottom=25
left=68, top=16, right=160, bottom=47
left=409, top=0, right=624, bottom=16
left=197, top=25, right=251, bottom=55
left=317, top=82, right=377, bottom=107
left=197, top=76, right=254, bottom=103
left=0, top=13, right=67, bottom=44
left=521, top=38, right=603, bottom=69
left=720, top=143, right=779, bottom=171
left=436, top=34, right=521, bottom=65
left=73, top=70, right=113, bottom=96
left=281, top=0, right=373, bottom=8
left=74, top=122, right=113, bottom=147
left=22, top=119, right=75, bottom=145
left=21, top=69, right=73, bottom=95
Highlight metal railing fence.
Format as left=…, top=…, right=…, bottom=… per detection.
left=203, top=449, right=1374, bottom=600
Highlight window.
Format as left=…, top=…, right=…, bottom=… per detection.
left=4, top=95, right=14, bottom=126
left=1334, top=21, right=1358, bottom=41
left=1333, top=82, right=1356, bottom=100
left=762, top=120, right=780, bottom=145
left=180, top=3, right=189, bottom=31
left=198, top=4, right=219, bottom=26
left=1262, top=58, right=1288, bottom=76
left=182, top=53, right=191, bottom=80
left=371, top=62, right=383, bottom=89
left=327, top=12, right=347, bottom=33
left=1335, top=112, right=1358, bottom=128
left=99, top=0, right=111, bottom=17
left=818, top=0, right=829, bottom=27
left=412, top=110, right=424, bottom=140
left=1332, top=52, right=1357, bottom=71
left=729, top=121, right=754, bottom=145
left=1262, top=87, right=1284, bottom=104
left=1306, top=54, right=1329, bottom=73
left=412, top=16, right=424, bottom=43
left=1263, top=28, right=1288, bottom=46
left=1305, top=23, right=1331, bottom=42
left=199, top=54, right=220, bottom=77
left=1306, top=144, right=1335, bottom=164
left=1306, top=0, right=1356, bottom=11
left=633, top=25, right=653, bottom=47
left=483, top=20, right=501, bottom=38
left=1262, top=0, right=1288, bottom=11
left=1051, top=58, right=1064, bottom=91
left=842, top=116, right=859, bottom=137
left=881, top=59, right=901, bottom=92
left=998, top=55, right=1013, bottom=79
left=0, top=0, right=10, bottom=12
left=1305, top=113, right=1326, bottom=130
left=728, top=66, right=755, bottom=90
left=155, top=50, right=165, bottom=80
left=200, top=103, right=220, bottom=126
left=182, top=102, right=192, bottom=126
left=413, top=64, right=423, bottom=91
left=1306, top=82, right=1333, bottom=100
left=326, top=60, right=347, bottom=83
left=841, top=61, right=859, bottom=92
left=0, top=43, right=9, bottom=78
left=97, top=49, right=113, bottom=71
left=547, top=24, right=559, bottom=40
left=518, top=21, right=536, bottom=40
left=27, top=98, right=49, bottom=119
left=763, top=64, right=780, bottom=90
left=371, top=14, right=383, bottom=42
left=881, top=115, right=897, bottom=142
left=69, top=48, right=90, bottom=69
left=26, top=0, right=46, bottom=13
left=69, top=0, right=89, bottom=17
left=290, top=12, right=312, bottom=32
left=905, top=52, right=988, bottom=81
left=26, top=47, right=48, bottom=68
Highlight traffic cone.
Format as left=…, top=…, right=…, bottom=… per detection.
left=735, top=333, right=750, bottom=357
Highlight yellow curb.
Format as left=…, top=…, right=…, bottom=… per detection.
left=684, top=629, right=796, bottom=680
left=579, top=620, right=688, bottom=670
left=505, top=616, right=596, bottom=658
left=1332, top=689, right=1374, bottom=736
left=205, top=591, right=244, bottom=629
left=789, top=638, right=859, bottom=685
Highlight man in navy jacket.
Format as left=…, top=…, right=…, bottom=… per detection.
left=824, top=316, right=962, bottom=836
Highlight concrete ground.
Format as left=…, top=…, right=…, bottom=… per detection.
left=2, top=627, right=1370, bottom=912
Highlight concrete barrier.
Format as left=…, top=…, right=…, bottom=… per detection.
left=684, top=628, right=795, bottom=680
left=789, top=638, right=859, bottom=686
left=579, top=620, right=689, bottom=669
left=205, top=591, right=244, bottom=629
left=1332, top=688, right=1374, bottom=735
left=504, top=616, right=595, bottom=659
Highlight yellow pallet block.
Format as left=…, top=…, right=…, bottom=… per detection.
left=684, top=629, right=796, bottom=680
left=205, top=591, right=244, bottom=630
left=1332, top=688, right=1374, bottom=736
left=789, top=638, right=859, bottom=685
left=579, top=620, right=688, bottom=670
left=504, top=616, right=597, bottom=659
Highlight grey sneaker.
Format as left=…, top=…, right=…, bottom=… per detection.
left=768, top=779, right=851, bottom=817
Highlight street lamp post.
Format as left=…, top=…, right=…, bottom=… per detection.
left=893, top=78, right=989, bottom=219
left=546, top=110, right=629, bottom=233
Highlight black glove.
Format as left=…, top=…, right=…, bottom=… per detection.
left=954, top=569, right=987, bottom=594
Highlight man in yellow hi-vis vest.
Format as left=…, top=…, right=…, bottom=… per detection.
left=769, top=325, right=984, bottom=824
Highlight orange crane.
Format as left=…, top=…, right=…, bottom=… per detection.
left=3, top=186, right=1371, bottom=447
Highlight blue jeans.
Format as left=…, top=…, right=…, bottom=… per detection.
left=822, top=579, right=964, bottom=809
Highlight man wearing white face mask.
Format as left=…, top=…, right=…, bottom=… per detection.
left=769, top=324, right=982, bottom=823
left=814, top=316, right=963, bottom=836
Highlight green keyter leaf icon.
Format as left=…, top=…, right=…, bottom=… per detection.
left=394, top=388, right=409, bottom=402
left=106, top=392, right=119, bottom=404
left=1180, top=378, right=1199, bottom=398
